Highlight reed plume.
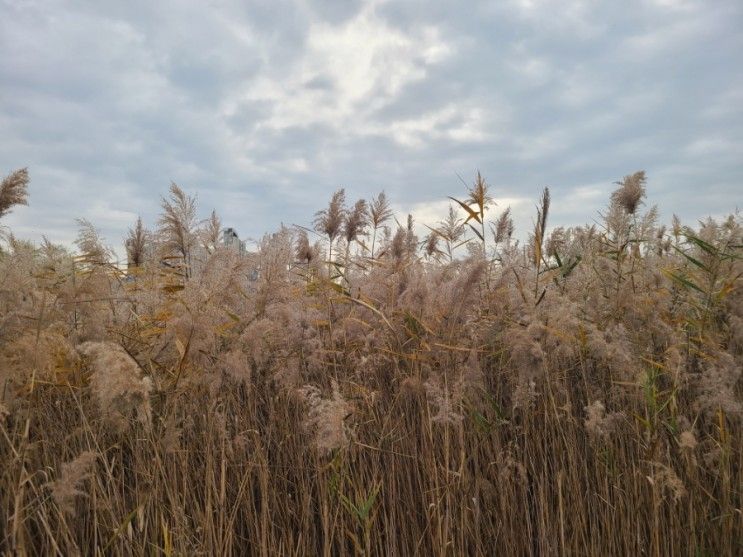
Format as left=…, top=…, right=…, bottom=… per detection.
left=0, top=167, right=29, bottom=219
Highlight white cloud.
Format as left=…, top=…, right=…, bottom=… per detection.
left=650, top=0, right=700, bottom=12
left=685, top=137, right=742, bottom=158
left=567, top=184, right=605, bottom=203
left=225, top=3, right=454, bottom=136
left=308, top=14, right=447, bottom=104
left=88, top=202, right=138, bottom=227
left=381, top=104, right=494, bottom=148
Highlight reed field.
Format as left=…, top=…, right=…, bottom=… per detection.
left=0, top=167, right=741, bottom=555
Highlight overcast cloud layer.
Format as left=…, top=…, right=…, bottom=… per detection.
left=1, top=0, right=741, bottom=255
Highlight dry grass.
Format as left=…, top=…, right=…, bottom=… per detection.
left=0, top=169, right=741, bottom=555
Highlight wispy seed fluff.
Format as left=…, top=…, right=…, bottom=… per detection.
left=296, top=380, right=353, bottom=452
left=584, top=400, right=623, bottom=439
left=650, top=463, right=687, bottom=503
left=425, top=377, right=464, bottom=426
left=679, top=430, right=698, bottom=451
left=78, top=341, right=153, bottom=431
left=611, top=171, right=646, bottom=215
left=46, top=451, right=98, bottom=515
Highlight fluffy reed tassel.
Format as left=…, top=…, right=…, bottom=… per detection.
left=47, top=451, right=97, bottom=515
left=78, top=341, right=153, bottom=431
left=0, top=167, right=29, bottom=219
left=297, top=381, right=352, bottom=452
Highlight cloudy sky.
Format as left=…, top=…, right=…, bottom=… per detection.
left=1, top=0, right=741, bottom=255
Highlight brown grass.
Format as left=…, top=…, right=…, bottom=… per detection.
left=0, top=170, right=741, bottom=555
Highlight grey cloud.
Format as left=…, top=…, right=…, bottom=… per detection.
left=305, top=0, right=365, bottom=24
left=303, top=75, right=335, bottom=91
left=0, top=0, right=741, bottom=256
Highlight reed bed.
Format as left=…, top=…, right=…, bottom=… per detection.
left=0, top=168, right=741, bottom=555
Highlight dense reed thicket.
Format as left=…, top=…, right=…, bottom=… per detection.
left=0, top=168, right=741, bottom=555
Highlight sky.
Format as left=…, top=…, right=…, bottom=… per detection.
left=1, top=0, right=741, bottom=256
